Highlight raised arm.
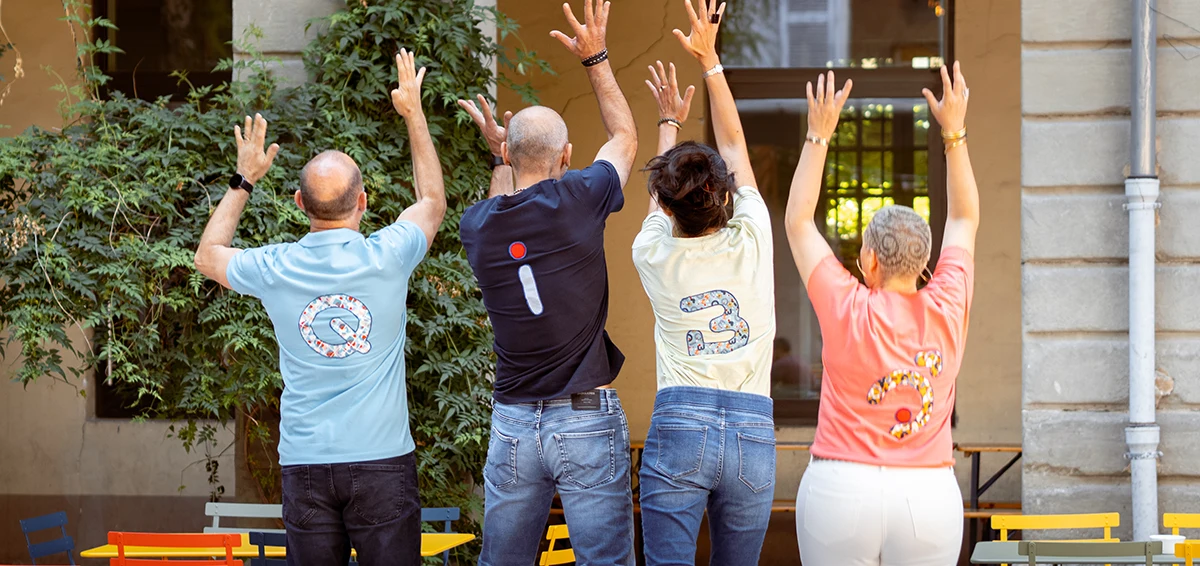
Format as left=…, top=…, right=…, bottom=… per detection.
left=645, top=60, right=695, bottom=215
left=784, top=71, right=852, bottom=286
left=551, top=0, right=638, bottom=186
left=193, top=113, right=280, bottom=289
left=923, top=61, right=978, bottom=256
left=457, top=94, right=515, bottom=198
left=673, top=0, right=754, bottom=189
left=392, top=49, right=446, bottom=248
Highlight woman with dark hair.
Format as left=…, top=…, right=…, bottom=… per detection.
left=630, top=2, right=776, bottom=564
left=785, top=63, right=978, bottom=565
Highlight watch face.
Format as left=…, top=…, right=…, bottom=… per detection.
left=229, top=173, right=245, bottom=188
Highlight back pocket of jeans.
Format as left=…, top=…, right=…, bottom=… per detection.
left=652, top=424, right=708, bottom=480
left=737, top=432, right=776, bottom=493
left=349, top=463, right=408, bottom=524
left=485, top=428, right=519, bottom=489
left=281, top=466, right=316, bottom=527
left=554, top=429, right=616, bottom=490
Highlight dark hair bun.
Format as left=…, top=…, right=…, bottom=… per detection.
left=643, top=141, right=737, bottom=237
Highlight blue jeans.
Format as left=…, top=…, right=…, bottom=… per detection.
left=639, top=386, right=776, bottom=566
left=480, top=389, right=635, bottom=566
left=281, top=452, right=421, bottom=566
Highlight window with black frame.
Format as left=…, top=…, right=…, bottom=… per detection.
left=93, top=0, right=232, bottom=101
left=718, top=0, right=952, bottom=424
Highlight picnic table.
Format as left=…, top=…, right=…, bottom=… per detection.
left=971, top=541, right=1183, bottom=564
left=80, top=532, right=475, bottom=559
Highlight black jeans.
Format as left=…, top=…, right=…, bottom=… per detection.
left=282, top=452, right=421, bottom=566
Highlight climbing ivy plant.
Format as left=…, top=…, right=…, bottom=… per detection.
left=0, top=1, right=550, bottom=561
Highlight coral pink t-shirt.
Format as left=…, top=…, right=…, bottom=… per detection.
left=807, top=246, right=974, bottom=468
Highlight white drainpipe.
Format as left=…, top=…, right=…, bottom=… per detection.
left=1125, top=0, right=1160, bottom=543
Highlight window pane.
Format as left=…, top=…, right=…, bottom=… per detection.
left=104, top=0, right=233, bottom=73
left=722, top=0, right=946, bottom=69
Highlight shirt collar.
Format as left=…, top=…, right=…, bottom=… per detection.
left=298, top=228, right=363, bottom=248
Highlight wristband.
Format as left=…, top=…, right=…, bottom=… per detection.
left=702, top=63, right=724, bottom=79
left=805, top=133, right=829, bottom=147
left=491, top=154, right=507, bottom=169
left=944, top=138, right=967, bottom=153
left=582, top=49, right=608, bottom=67
left=657, top=118, right=683, bottom=130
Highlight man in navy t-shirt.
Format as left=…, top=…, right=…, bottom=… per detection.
left=457, top=2, right=637, bottom=564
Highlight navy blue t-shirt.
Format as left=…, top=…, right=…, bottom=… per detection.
left=460, top=160, right=626, bottom=403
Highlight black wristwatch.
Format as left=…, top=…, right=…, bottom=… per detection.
left=491, top=154, right=507, bottom=169
left=228, top=173, right=254, bottom=193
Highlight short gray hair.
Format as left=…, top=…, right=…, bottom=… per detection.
left=506, top=106, right=568, bottom=173
left=863, top=205, right=931, bottom=280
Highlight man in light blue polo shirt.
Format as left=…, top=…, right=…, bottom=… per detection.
left=193, top=50, right=444, bottom=566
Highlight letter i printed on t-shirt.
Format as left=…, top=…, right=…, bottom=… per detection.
left=509, top=241, right=544, bottom=315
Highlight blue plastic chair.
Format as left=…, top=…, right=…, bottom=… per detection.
left=421, top=507, right=461, bottom=566
left=20, top=511, right=76, bottom=565
left=248, top=531, right=287, bottom=566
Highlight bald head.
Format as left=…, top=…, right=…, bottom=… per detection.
left=505, top=106, right=569, bottom=173
left=299, top=150, right=363, bottom=221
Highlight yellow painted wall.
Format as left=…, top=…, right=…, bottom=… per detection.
left=497, top=0, right=1023, bottom=503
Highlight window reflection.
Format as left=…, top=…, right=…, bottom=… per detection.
left=722, top=0, right=944, bottom=69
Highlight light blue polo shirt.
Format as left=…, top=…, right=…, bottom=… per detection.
left=226, top=222, right=427, bottom=465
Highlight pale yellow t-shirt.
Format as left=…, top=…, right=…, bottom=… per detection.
left=631, top=186, right=776, bottom=396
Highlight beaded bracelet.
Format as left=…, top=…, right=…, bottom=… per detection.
left=582, top=49, right=608, bottom=67
left=658, top=118, right=683, bottom=130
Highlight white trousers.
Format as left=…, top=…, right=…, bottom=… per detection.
left=796, top=458, right=963, bottom=566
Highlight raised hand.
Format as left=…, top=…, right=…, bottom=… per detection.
left=806, top=70, right=853, bottom=141
left=234, top=113, right=280, bottom=185
left=922, top=61, right=968, bottom=132
left=390, top=48, right=427, bottom=118
left=550, top=0, right=610, bottom=60
left=456, top=94, right=512, bottom=156
left=646, top=61, right=695, bottom=123
left=673, top=0, right=725, bottom=68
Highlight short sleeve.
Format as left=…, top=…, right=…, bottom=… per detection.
left=371, top=221, right=429, bottom=274
left=805, top=255, right=862, bottom=326
left=226, top=247, right=275, bottom=298
left=631, top=211, right=671, bottom=266
left=730, top=186, right=771, bottom=230
left=571, top=160, right=625, bottom=219
left=923, top=246, right=975, bottom=319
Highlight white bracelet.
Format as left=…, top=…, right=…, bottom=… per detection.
left=805, top=133, right=829, bottom=147
left=702, top=63, right=724, bottom=78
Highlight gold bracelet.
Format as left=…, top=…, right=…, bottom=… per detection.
left=806, top=133, right=829, bottom=147
left=944, top=138, right=967, bottom=153
left=941, top=127, right=967, bottom=141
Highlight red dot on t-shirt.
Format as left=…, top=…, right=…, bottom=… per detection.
left=509, top=242, right=527, bottom=260
left=895, top=408, right=913, bottom=423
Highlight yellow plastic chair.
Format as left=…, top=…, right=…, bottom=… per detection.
left=992, top=512, right=1120, bottom=542
left=1164, top=512, right=1200, bottom=536
left=539, top=524, right=574, bottom=566
left=991, top=513, right=1120, bottom=566
left=1176, top=539, right=1200, bottom=566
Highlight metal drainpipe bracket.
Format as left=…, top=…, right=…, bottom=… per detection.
left=1124, top=451, right=1163, bottom=460
left=1123, top=202, right=1161, bottom=211
left=1124, top=425, right=1161, bottom=460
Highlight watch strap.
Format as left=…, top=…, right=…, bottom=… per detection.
left=229, top=173, right=254, bottom=193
